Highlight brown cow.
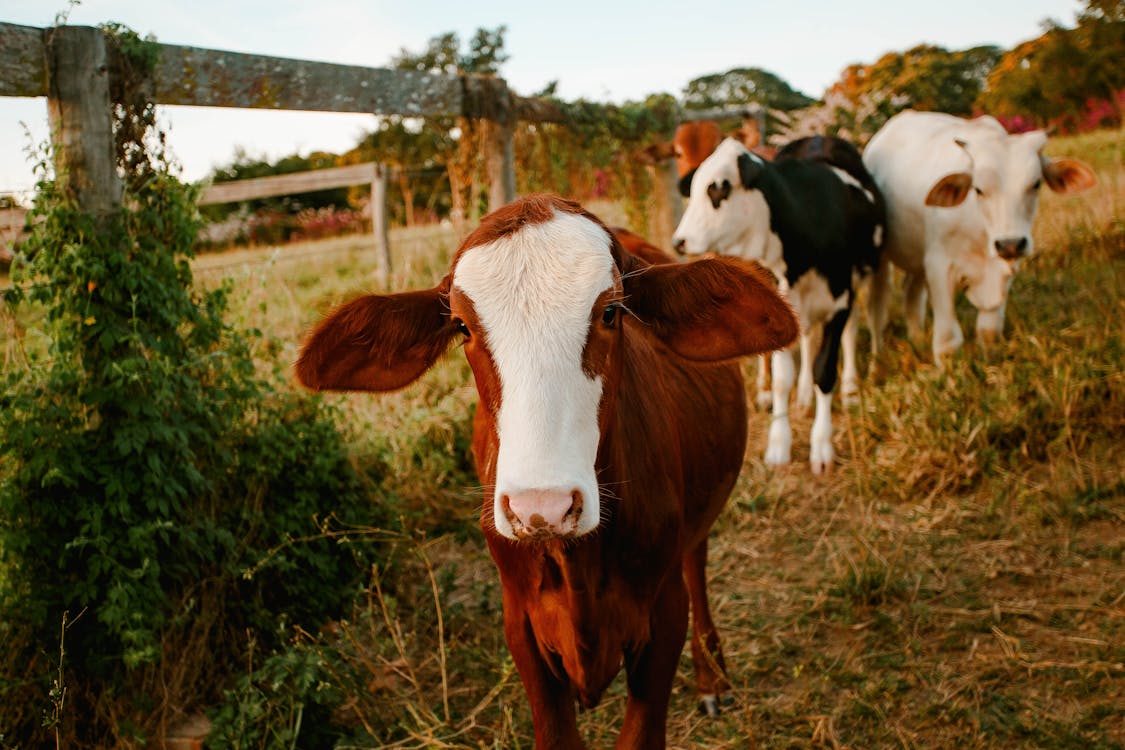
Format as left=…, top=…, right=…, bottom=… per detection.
left=297, top=194, right=798, bottom=748
left=642, top=118, right=777, bottom=190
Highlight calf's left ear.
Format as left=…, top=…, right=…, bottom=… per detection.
left=296, top=280, right=457, bottom=393
left=623, top=256, right=798, bottom=362
left=1041, top=156, right=1097, bottom=194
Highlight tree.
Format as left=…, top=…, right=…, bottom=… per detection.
left=681, top=66, right=816, bottom=111
left=391, top=26, right=510, bottom=231
left=980, top=0, right=1125, bottom=130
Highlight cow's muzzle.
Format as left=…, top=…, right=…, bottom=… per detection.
left=994, top=237, right=1029, bottom=261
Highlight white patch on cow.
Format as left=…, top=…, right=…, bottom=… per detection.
left=863, top=111, right=1060, bottom=362
left=789, top=270, right=847, bottom=330
left=453, top=211, right=614, bottom=539
left=765, top=348, right=795, bottom=466
left=809, top=388, right=834, bottom=474
left=830, top=166, right=876, bottom=205
left=673, top=138, right=786, bottom=277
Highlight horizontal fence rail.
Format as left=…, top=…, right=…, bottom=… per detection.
left=0, top=21, right=559, bottom=121
left=197, top=162, right=380, bottom=205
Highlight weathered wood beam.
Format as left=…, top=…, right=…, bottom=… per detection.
left=197, top=162, right=377, bottom=205
left=151, top=43, right=464, bottom=116
left=680, top=105, right=764, bottom=122
left=0, top=22, right=46, bottom=97
left=45, top=25, right=122, bottom=217
left=0, top=22, right=563, bottom=123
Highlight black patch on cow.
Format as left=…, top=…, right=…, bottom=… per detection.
left=678, top=170, right=696, bottom=198
left=707, top=179, right=731, bottom=209
left=733, top=136, right=886, bottom=397
left=737, top=152, right=764, bottom=189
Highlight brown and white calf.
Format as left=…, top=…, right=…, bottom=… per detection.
left=297, top=194, right=797, bottom=748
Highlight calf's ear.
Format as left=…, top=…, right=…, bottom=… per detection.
left=296, top=280, right=457, bottom=392
left=737, top=151, right=764, bottom=188
left=925, top=172, right=973, bottom=207
left=1042, top=157, right=1097, bottom=194
left=623, top=256, right=798, bottom=362
left=678, top=169, right=696, bottom=198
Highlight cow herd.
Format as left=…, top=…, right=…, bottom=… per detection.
left=295, top=111, right=1096, bottom=748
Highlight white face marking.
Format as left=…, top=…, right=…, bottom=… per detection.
left=673, top=138, right=783, bottom=272
left=452, top=211, right=614, bottom=539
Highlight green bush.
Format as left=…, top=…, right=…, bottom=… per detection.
left=0, top=26, right=391, bottom=747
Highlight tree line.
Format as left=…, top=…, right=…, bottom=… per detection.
left=200, top=0, right=1123, bottom=241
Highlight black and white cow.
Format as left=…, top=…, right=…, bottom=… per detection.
left=672, top=136, right=884, bottom=473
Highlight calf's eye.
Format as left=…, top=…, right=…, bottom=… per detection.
left=455, top=319, right=470, bottom=338
left=601, top=304, right=619, bottom=328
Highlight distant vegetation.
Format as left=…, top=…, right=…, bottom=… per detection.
left=197, top=0, right=1123, bottom=247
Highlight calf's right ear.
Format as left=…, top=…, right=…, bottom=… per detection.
left=624, top=256, right=799, bottom=362
left=296, top=280, right=457, bottom=393
left=925, top=172, right=973, bottom=207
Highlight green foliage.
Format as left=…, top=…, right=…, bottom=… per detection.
left=980, top=1, right=1125, bottom=130
left=208, top=642, right=342, bottom=750
left=200, top=149, right=351, bottom=221
left=682, top=66, right=817, bottom=111
left=0, top=25, right=388, bottom=747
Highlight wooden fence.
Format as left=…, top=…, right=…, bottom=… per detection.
left=0, top=21, right=565, bottom=272
left=197, top=161, right=392, bottom=274
left=0, top=21, right=777, bottom=263
left=1, top=161, right=392, bottom=270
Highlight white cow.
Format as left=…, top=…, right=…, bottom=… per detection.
left=863, top=110, right=1096, bottom=363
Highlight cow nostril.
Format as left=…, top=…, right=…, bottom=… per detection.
left=995, top=237, right=1029, bottom=261
left=672, top=238, right=686, bottom=255
left=566, top=489, right=584, bottom=521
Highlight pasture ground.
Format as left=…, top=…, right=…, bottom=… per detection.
left=2, top=130, right=1123, bottom=748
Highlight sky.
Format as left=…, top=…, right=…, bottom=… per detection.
left=0, top=0, right=1085, bottom=197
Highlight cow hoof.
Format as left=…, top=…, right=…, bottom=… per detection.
left=764, top=445, right=791, bottom=466
left=699, top=693, right=735, bottom=717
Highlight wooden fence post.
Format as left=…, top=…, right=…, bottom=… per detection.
left=646, top=159, right=683, bottom=251
left=45, top=25, right=121, bottom=218
left=371, top=163, right=391, bottom=282
left=466, top=76, right=516, bottom=213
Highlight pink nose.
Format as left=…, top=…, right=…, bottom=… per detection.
left=501, top=489, right=584, bottom=539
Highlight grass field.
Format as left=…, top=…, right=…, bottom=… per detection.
left=3, top=130, right=1122, bottom=748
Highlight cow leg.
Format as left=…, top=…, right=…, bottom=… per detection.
left=616, top=573, right=690, bottom=750
left=840, top=309, right=860, bottom=406
left=765, top=347, right=795, bottom=466
left=755, top=354, right=772, bottom=410
left=504, top=608, right=585, bottom=749
left=796, top=332, right=815, bottom=411
left=810, top=309, right=849, bottom=474
left=925, top=256, right=964, bottom=364
left=903, top=271, right=929, bottom=341
left=682, top=538, right=729, bottom=714
left=867, top=255, right=893, bottom=354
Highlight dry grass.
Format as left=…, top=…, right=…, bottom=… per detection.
left=3, top=138, right=1121, bottom=748
left=200, top=135, right=1123, bottom=748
